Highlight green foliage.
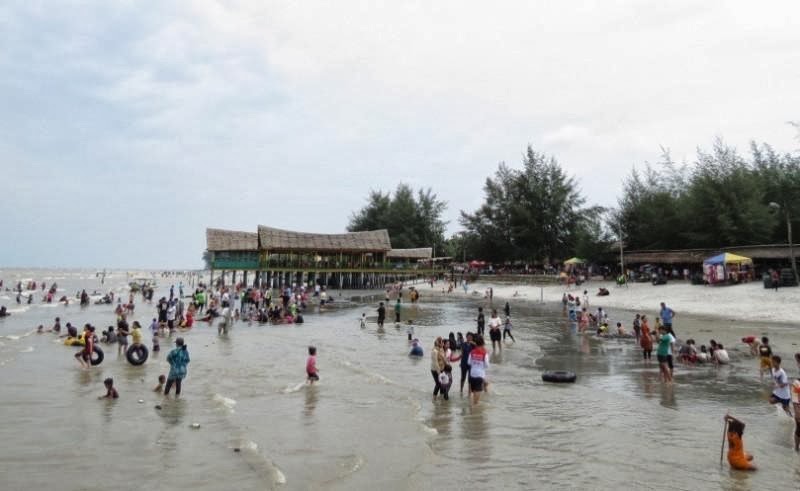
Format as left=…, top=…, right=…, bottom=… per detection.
left=460, top=146, right=604, bottom=262
left=348, top=183, right=448, bottom=250
left=614, top=139, right=798, bottom=250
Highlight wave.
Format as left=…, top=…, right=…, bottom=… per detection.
left=281, top=382, right=306, bottom=394
left=212, top=393, right=237, bottom=413
left=18, top=346, right=33, bottom=353
left=235, top=439, right=287, bottom=487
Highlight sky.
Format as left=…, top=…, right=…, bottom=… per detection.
left=1, top=1, right=799, bottom=269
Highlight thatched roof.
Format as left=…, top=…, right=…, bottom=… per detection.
left=258, top=226, right=391, bottom=252
left=387, top=248, right=433, bottom=259
left=206, top=228, right=259, bottom=252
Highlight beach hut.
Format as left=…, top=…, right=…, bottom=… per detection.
left=702, top=253, right=753, bottom=284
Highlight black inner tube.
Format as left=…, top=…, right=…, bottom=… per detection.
left=90, top=345, right=104, bottom=366
left=126, top=344, right=149, bottom=365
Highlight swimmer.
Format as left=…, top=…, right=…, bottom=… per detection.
left=713, top=343, right=730, bottom=365
left=306, top=346, right=319, bottom=384
left=409, top=339, right=424, bottom=357
left=153, top=374, right=166, bottom=392
left=724, top=413, right=756, bottom=470
left=99, top=377, right=119, bottom=399
left=616, top=322, right=626, bottom=336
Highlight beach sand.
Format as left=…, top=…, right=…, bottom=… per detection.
left=446, top=278, right=798, bottom=325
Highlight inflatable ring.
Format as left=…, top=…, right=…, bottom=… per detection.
left=542, top=371, right=576, bottom=383
left=90, top=345, right=104, bottom=366
left=126, top=344, right=149, bottom=366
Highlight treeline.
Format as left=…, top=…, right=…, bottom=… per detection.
left=347, top=183, right=447, bottom=250
left=615, top=140, right=800, bottom=251
left=348, top=139, right=800, bottom=265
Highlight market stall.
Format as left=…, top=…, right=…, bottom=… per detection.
left=702, top=253, right=753, bottom=285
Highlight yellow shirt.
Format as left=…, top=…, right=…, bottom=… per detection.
left=131, top=328, right=143, bottom=344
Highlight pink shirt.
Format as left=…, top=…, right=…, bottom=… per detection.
left=306, top=355, right=317, bottom=375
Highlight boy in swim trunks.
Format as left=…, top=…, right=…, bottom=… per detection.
left=769, top=355, right=792, bottom=416
left=75, top=325, right=95, bottom=368
left=99, top=377, right=119, bottom=399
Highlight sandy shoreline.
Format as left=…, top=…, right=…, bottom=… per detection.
left=425, top=278, right=799, bottom=327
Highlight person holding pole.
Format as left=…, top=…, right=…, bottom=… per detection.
left=722, top=413, right=756, bottom=471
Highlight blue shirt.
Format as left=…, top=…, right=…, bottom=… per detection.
left=167, top=346, right=190, bottom=380
left=660, top=306, right=674, bottom=324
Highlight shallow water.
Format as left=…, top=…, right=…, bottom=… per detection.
left=1, top=269, right=799, bottom=490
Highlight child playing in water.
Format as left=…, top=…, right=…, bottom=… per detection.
left=438, top=365, right=453, bottom=400
left=98, top=377, right=119, bottom=399
left=360, top=313, right=366, bottom=328
left=769, top=355, right=792, bottom=416
left=306, top=346, right=319, bottom=384
left=152, top=334, right=160, bottom=352
left=724, top=413, right=756, bottom=470
left=130, top=321, right=143, bottom=347
left=153, top=374, right=166, bottom=392
left=406, top=320, right=414, bottom=341
left=75, top=325, right=95, bottom=368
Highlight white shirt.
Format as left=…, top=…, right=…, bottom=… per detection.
left=488, top=316, right=502, bottom=329
left=773, top=368, right=790, bottom=400
left=714, top=349, right=730, bottom=364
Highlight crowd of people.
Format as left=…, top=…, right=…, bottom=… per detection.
left=561, top=288, right=800, bottom=471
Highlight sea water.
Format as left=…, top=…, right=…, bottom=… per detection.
left=0, top=268, right=798, bottom=490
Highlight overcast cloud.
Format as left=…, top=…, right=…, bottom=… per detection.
left=1, top=1, right=798, bottom=269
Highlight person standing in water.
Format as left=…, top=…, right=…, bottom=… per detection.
left=502, top=316, right=515, bottom=343
left=430, top=338, right=446, bottom=399
left=503, top=302, right=510, bottom=317
left=758, top=337, right=773, bottom=379
left=376, top=302, right=386, bottom=328
left=488, top=309, right=502, bottom=351
left=724, top=413, right=756, bottom=470
left=306, top=346, right=319, bottom=384
left=659, top=302, right=676, bottom=337
left=460, top=333, right=474, bottom=395
left=467, top=335, right=489, bottom=405
left=476, top=307, right=485, bottom=336
left=640, top=315, right=653, bottom=361
left=656, top=326, right=674, bottom=383
left=769, top=355, right=792, bottom=416
left=164, top=338, right=190, bottom=397
left=394, top=298, right=401, bottom=324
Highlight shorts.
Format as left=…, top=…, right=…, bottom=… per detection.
left=772, top=395, right=791, bottom=407
left=307, top=372, right=319, bottom=381
left=167, top=320, right=175, bottom=330
left=490, top=330, right=501, bottom=341
left=118, top=337, right=128, bottom=346
left=468, top=376, right=484, bottom=392
left=760, top=357, right=772, bottom=370
left=657, top=354, right=668, bottom=363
